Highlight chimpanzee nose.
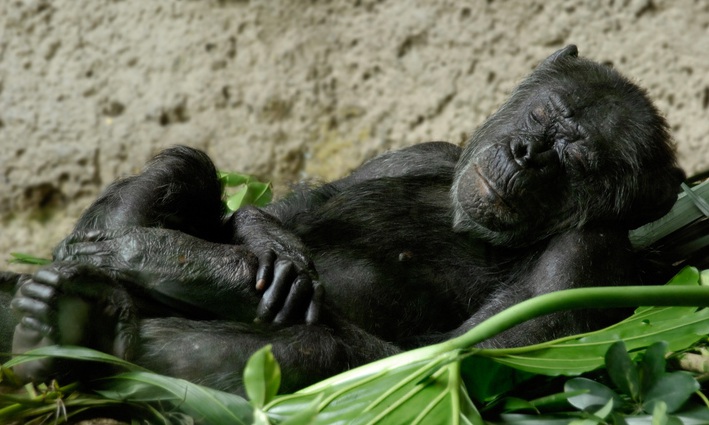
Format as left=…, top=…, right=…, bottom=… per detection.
left=511, top=139, right=531, bottom=167
left=511, top=138, right=557, bottom=169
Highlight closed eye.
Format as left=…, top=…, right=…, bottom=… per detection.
left=562, top=144, right=590, bottom=173
left=530, top=106, right=547, bottom=125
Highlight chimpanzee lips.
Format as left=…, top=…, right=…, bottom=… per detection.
left=452, top=163, right=521, bottom=234
left=474, top=166, right=515, bottom=214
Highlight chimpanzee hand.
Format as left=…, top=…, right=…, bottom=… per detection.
left=55, top=227, right=249, bottom=284
left=54, top=227, right=262, bottom=321
left=55, top=223, right=321, bottom=325
left=10, top=262, right=138, bottom=383
left=230, top=206, right=323, bottom=325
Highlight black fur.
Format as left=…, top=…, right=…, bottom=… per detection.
left=2, top=46, right=684, bottom=394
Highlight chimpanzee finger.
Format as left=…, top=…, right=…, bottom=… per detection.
left=256, top=260, right=295, bottom=322
left=62, top=230, right=104, bottom=246
left=55, top=242, right=96, bottom=262
left=66, top=245, right=118, bottom=266
left=273, top=274, right=313, bottom=324
left=60, top=254, right=106, bottom=271
left=54, top=230, right=108, bottom=260
left=33, top=269, right=61, bottom=287
left=255, top=251, right=275, bottom=291
left=11, top=296, right=52, bottom=324
left=19, top=315, right=53, bottom=336
left=63, top=242, right=107, bottom=258
left=66, top=228, right=132, bottom=248
left=305, top=282, right=324, bottom=325
left=18, top=281, right=55, bottom=302
left=53, top=242, right=69, bottom=261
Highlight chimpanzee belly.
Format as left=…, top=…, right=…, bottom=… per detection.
left=285, top=175, right=495, bottom=342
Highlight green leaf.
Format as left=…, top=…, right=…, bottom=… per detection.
left=568, top=419, right=601, bottom=425
left=497, top=413, right=583, bottom=424
left=220, top=170, right=272, bottom=212
left=527, top=390, right=589, bottom=411
left=247, top=181, right=273, bottom=207
left=499, top=397, right=538, bottom=413
left=278, top=394, right=323, bottom=425
left=630, top=179, right=709, bottom=248
left=642, top=372, right=699, bottom=414
left=253, top=409, right=271, bottom=425
left=481, top=305, right=709, bottom=377
left=219, top=171, right=252, bottom=187
left=0, top=381, right=171, bottom=424
left=224, top=182, right=273, bottom=211
left=634, top=267, right=701, bottom=316
left=9, top=252, right=51, bottom=265
left=591, top=397, right=614, bottom=421
left=564, top=378, right=622, bottom=411
left=3, top=345, right=146, bottom=372
left=3, top=346, right=254, bottom=424
left=226, top=185, right=251, bottom=211
left=609, top=411, right=629, bottom=425
left=471, top=269, right=709, bottom=377
left=244, top=345, right=281, bottom=408
left=461, top=355, right=534, bottom=403
left=639, top=341, right=668, bottom=395
left=701, top=269, right=709, bottom=286
left=651, top=400, right=668, bottom=425
left=670, top=406, right=709, bottom=424
left=605, top=341, right=640, bottom=400
left=99, top=371, right=254, bottom=425
left=266, top=348, right=482, bottom=425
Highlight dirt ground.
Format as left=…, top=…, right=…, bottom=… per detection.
left=1, top=0, right=708, bottom=270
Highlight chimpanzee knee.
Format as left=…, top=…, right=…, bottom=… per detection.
left=68, top=146, right=226, bottom=244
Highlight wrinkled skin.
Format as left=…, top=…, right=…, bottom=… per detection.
left=1, top=46, right=685, bottom=394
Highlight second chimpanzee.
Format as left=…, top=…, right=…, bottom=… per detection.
left=4, top=45, right=685, bottom=394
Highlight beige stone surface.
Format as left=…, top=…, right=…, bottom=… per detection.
left=1, top=0, right=708, bottom=271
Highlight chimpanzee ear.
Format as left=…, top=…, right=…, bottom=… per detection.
left=541, top=45, right=579, bottom=66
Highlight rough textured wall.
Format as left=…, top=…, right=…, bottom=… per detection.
left=2, top=0, right=708, bottom=270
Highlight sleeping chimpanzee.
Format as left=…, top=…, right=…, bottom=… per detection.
left=2, top=45, right=685, bottom=394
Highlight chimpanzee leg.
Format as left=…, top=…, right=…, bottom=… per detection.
left=135, top=316, right=401, bottom=394
left=60, top=145, right=227, bottom=248
left=10, top=146, right=241, bottom=383
left=11, top=259, right=398, bottom=393
left=11, top=145, right=332, bottom=391
left=51, top=145, right=321, bottom=327
left=0, top=272, right=21, bottom=359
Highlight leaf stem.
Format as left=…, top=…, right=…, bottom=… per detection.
left=449, top=286, right=709, bottom=350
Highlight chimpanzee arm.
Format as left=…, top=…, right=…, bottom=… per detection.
left=264, top=142, right=461, bottom=227
left=53, top=146, right=321, bottom=325
left=442, top=228, right=636, bottom=348
left=56, top=227, right=263, bottom=322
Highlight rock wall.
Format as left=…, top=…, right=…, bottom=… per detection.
left=2, top=0, right=708, bottom=270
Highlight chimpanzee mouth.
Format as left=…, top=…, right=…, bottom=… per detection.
left=474, top=166, right=515, bottom=213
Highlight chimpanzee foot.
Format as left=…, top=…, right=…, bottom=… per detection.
left=10, top=262, right=138, bottom=383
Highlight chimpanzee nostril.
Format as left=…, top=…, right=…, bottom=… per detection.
left=512, top=140, right=530, bottom=167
